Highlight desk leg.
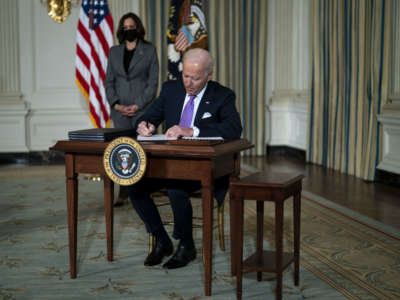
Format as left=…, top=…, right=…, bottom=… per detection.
left=201, top=181, right=213, bottom=296
left=65, top=154, right=78, bottom=279
left=104, top=177, right=114, bottom=261
left=275, top=200, right=284, bottom=300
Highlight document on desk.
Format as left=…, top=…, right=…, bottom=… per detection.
left=137, top=134, right=177, bottom=141
left=137, top=134, right=224, bottom=142
left=181, top=136, right=224, bottom=140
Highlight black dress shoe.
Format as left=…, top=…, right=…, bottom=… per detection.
left=144, top=239, right=173, bottom=266
left=162, top=242, right=196, bottom=269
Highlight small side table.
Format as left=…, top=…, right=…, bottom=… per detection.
left=229, top=171, right=304, bottom=300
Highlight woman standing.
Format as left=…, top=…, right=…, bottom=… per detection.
left=105, top=12, right=159, bottom=206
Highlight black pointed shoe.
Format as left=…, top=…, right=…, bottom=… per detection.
left=162, top=242, right=196, bottom=269
left=144, top=239, right=173, bottom=266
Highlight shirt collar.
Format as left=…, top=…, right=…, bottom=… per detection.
left=186, top=83, right=208, bottom=101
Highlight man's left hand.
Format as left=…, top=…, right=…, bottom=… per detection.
left=165, top=125, right=193, bottom=138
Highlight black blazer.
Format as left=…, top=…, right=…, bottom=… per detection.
left=137, top=80, right=242, bottom=139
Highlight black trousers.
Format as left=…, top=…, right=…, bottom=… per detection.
left=128, top=177, right=229, bottom=241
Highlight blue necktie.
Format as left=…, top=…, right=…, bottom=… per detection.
left=179, top=95, right=196, bottom=127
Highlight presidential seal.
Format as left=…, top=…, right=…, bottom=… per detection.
left=103, top=137, right=147, bottom=186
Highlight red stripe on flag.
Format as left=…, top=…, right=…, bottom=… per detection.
left=105, top=14, right=114, bottom=36
left=90, top=46, right=106, bottom=82
left=90, top=75, right=109, bottom=123
left=76, top=45, right=90, bottom=70
left=89, top=101, right=101, bottom=128
left=95, top=26, right=110, bottom=59
left=77, top=20, right=91, bottom=44
left=76, top=69, right=89, bottom=94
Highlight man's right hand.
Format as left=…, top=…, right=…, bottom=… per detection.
left=137, top=121, right=155, bottom=136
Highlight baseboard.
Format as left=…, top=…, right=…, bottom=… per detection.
left=0, top=151, right=65, bottom=166
left=266, top=145, right=306, bottom=161
left=375, top=169, right=400, bottom=187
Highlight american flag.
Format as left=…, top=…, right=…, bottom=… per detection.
left=75, top=0, right=114, bottom=128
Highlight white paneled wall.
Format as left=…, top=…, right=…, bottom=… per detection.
left=0, top=0, right=27, bottom=152
left=0, top=0, right=139, bottom=152
left=377, top=1, right=400, bottom=174
left=389, top=0, right=400, bottom=99
left=0, top=0, right=20, bottom=96
left=1, top=0, right=397, bottom=160
left=377, top=115, right=400, bottom=175
left=266, top=0, right=311, bottom=151
left=2, top=0, right=312, bottom=153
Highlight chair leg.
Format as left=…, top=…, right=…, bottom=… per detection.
left=218, top=200, right=225, bottom=251
left=149, top=233, right=155, bottom=253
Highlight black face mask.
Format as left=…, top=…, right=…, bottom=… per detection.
left=124, top=29, right=139, bottom=42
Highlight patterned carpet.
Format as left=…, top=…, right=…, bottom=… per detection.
left=242, top=194, right=400, bottom=300
left=0, top=165, right=398, bottom=299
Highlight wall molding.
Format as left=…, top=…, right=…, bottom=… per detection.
left=267, top=145, right=306, bottom=161
left=27, top=107, right=92, bottom=151
left=377, top=114, right=400, bottom=175
left=0, top=104, right=29, bottom=152
left=267, top=94, right=308, bottom=150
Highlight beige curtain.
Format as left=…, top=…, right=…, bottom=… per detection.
left=139, top=0, right=268, bottom=154
left=208, top=0, right=268, bottom=155
left=309, top=0, right=391, bottom=180
left=138, top=0, right=170, bottom=88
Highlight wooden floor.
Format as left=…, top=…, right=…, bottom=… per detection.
left=242, top=155, right=400, bottom=229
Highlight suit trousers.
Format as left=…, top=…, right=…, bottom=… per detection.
left=128, top=179, right=198, bottom=241
left=128, top=177, right=229, bottom=242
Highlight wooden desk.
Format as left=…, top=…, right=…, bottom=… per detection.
left=50, top=139, right=253, bottom=296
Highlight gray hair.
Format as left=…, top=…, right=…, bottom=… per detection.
left=182, top=48, right=214, bottom=75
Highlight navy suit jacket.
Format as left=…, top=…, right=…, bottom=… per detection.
left=136, top=80, right=242, bottom=139
left=136, top=80, right=243, bottom=205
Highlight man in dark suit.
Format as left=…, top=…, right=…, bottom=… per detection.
left=131, top=48, right=242, bottom=269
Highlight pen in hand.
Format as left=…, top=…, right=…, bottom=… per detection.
left=138, top=121, right=155, bottom=137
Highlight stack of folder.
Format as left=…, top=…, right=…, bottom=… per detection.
left=68, top=128, right=137, bottom=142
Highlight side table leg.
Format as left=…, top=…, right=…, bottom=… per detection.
left=236, top=196, right=244, bottom=300
left=293, top=192, right=301, bottom=285
left=275, top=200, right=284, bottom=300
left=230, top=188, right=237, bottom=276
left=66, top=175, right=78, bottom=278
left=256, top=200, right=264, bottom=281
left=104, top=177, right=114, bottom=261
